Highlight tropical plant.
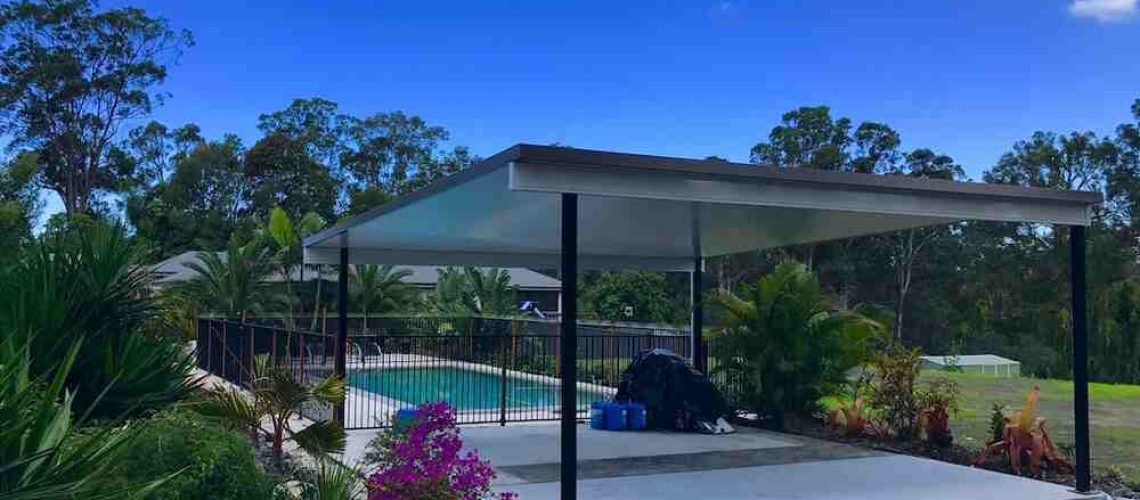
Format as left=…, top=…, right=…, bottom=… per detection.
left=298, top=458, right=365, bottom=500
left=0, top=338, right=162, bottom=499
left=352, top=265, right=418, bottom=331
left=173, top=240, right=284, bottom=320
left=831, top=393, right=871, bottom=437
left=365, top=402, right=515, bottom=500
left=0, top=222, right=196, bottom=418
left=98, top=408, right=275, bottom=499
left=868, top=342, right=923, bottom=440
left=710, top=262, right=884, bottom=428
left=265, top=207, right=327, bottom=325
left=429, top=267, right=518, bottom=317
left=917, top=377, right=960, bottom=447
left=194, top=354, right=346, bottom=465
left=974, top=385, right=1073, bottom=476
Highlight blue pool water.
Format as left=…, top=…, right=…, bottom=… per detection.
left=348, top=367, right=607, bottom=410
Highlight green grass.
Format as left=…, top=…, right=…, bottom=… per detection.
left=920, top=370, right=1140, bottom=482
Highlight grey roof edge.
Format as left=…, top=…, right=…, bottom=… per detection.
left=305, top=143, right=1102, bottom=248
left=512, top=144, right=1103, bottom=205
left=304, top=145, right=521, bottom=247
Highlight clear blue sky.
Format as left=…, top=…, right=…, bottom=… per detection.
left=47, top=0, right=1139, bottom=220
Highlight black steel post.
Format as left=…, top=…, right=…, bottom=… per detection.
left=335, top=247, right=349, bottom=426
left=1070, top=225, right=1091, bottom=493
left=560, top=193, right=578, bottom=500
left=692, top=257, right=705, bottom=373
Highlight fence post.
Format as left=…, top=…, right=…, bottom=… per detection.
left=221, top=321, right=228, bottom=380
left=499, top=336, right=508, bottom=426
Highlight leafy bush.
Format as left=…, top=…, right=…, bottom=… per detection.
left=868, top=343, right=922, bottom=440
left=365, top=402, right=515, bottom=499
left=711, top=262, right=884, bottom=427
left=98, top=408, right=276, bottom=499
left=917, top=377, right=960, bottom=447
left=0, top=222, right=195, bottom=419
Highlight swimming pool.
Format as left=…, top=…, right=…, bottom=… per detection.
left=347, top=366, right=609, bottom=410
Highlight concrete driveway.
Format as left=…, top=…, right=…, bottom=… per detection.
left=342, top=422, right=1098, bottom=500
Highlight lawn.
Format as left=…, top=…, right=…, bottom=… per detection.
left=918, top=370, right=1140, bottom=483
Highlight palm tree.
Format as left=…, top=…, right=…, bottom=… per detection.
left=711, top=261, right=884, bottom=429
left=174, top=240, right=283, bottom=321
left=428, top=267, right=518, bottom=317
left=350, top=265, right=417, bottom=332
left=194, top=354, right=346, bottom=465
left=264, top=207, right=326, bottom=328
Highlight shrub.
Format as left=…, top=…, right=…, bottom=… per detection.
left=98, top=408, right=276, bottom=499
left=974, top=385, right=1073, bottom=476
left=0, top=222, right=195, bottom=419
left=711, top=262, right=885, bottom=428
left=917, top=377, right=960, bottom=447
left=868, top=343, right=922, bottom=440
left=365, top=402, right=515, bottom=500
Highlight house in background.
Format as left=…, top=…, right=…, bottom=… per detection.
left=149, top=251, right=563, bottom=316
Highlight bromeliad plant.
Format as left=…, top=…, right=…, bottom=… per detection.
left=365, top=402, right=515, bottom=500
left=974, top=385, right=1073, bottom=476
left=917, top=377, right=960, bottom=447
left=194, top=355, right=346, bottom=464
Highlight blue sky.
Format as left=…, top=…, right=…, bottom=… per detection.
left=46, top=0, right=1140, bottom=220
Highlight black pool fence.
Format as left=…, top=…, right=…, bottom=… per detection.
left=195, top=316, right=739, bottom=429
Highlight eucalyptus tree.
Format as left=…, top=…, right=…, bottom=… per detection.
left=0, top=0, right=192, bottom=214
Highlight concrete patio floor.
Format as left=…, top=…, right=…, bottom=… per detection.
left=342, top=422, right=1098, bottom=500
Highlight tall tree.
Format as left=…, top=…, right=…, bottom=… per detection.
left=126, top=134, right=247, bottom=258
left=244, top=132, right=337, bottom=222
left=0, top=0, right=192, bottom=214
left=257, top=97, right=344, bottom=170
left=750, top=106, right=852, bottom=170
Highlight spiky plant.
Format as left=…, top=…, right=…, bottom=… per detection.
left=351, top=264, right=417, bottom=332
left=194, top=354, right=346, bottom=464
left=173, top=240, right=284, bottom=321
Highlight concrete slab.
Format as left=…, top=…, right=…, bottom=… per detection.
left=505, top=455, right=1095, bottom=500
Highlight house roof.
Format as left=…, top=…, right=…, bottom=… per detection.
left=149, top=251, right=561, bottom=289
left=303, top=144, right=1101, bottom=270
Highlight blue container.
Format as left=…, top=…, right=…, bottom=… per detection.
left=625, top=402, right=647, bottom=430
left=603, top=402, right=627, bottom=431
left=589, top=401, right=606, bottom=430
left=394, top=408, right=418, bottom=431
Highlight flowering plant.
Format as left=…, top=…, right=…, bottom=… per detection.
left=366, top=402, right=517, bottom=500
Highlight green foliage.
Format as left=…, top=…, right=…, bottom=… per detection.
left=869, top=343, right=923, bottom=440
left=0, top=152, right=38, bottom=254
left=916, top=377, right=960, bottom=447
left=98, top=409, right=275, bottom=500
left=582, top=271, right=684, bottom=324
left=429, top=267, right=519, bottom=317
left=193, top=354, right=346, bottom=464
left=0, top=337, right=161, bottom=499
left=0, top=222, right=195, bottom=419
left=989, top=403, right=1008, bottom=444
left=245, top=133, right=338, bottom=222
left=0, top=0, right=192, bottom=215
left=352, top=264, right=419, bottom=330
left=172, top=240, right=284, bottom=320
left=711, top=262, right=884, bottom=425
left=296, top=458, right=364, bottom=500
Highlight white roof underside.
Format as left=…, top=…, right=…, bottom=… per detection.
left=304, top=145, right=1100, bottom=271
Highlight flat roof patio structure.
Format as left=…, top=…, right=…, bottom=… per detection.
left=305, top=144, right=1101, bottom=498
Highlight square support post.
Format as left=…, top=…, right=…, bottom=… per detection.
left=691, top=257, right=705, bottom=373
left=560, top=193, right=578, bottom=500
left=335, top=246, right=349, bottom=426
left=1070, top=225, right=1090, bottom=493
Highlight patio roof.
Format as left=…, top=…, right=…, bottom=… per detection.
left=303, top=144, right=1100, bottom=270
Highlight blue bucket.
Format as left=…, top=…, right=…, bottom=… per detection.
left=589, top=401, right=606, bottom=430
left=625, top=402, right=647, bottom=430
left=603, top=402, right=627, bottom=431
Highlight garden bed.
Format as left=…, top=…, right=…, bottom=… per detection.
left=734, top=413, right=1139, bottom=499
